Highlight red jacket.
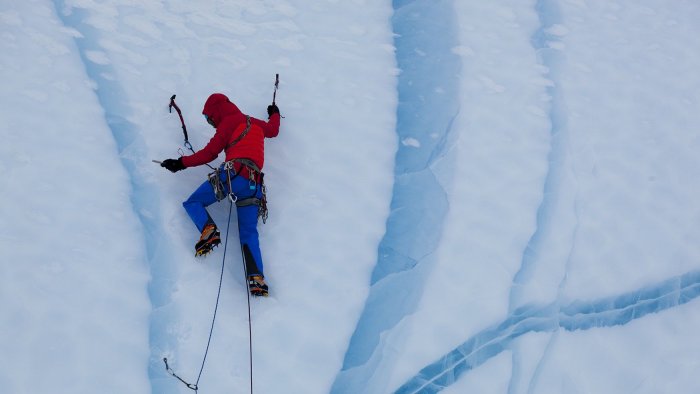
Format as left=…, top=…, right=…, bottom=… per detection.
left=181, top=93, right=280, bottom=173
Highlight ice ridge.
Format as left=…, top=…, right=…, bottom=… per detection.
left=52, top=2, right=179, bottom=392
left=331, top=0, right=460, bottom=392
left=395, top=270, right=700, bottom=393
left=509, top=0, right=569, bottom=312
left=507, top=0, right=571, bottom=392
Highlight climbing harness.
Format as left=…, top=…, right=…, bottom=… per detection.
left=219, top=158, right=268, bottom=223
left=226, top=116, right=252, bottom=150
left=207, top=116, right=269, bottom=223
left=207, top=116, right=252, bottom=204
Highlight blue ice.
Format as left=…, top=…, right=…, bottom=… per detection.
left=335, top=0, right=700, bottom=393
left=395, top=270, right=700, bottom=393
left=53, top=2, right=180, bottom=392
left=331, top=0, right=461, bottom=392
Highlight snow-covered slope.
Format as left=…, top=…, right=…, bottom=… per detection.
left=2, top=0, right=700, bottom=393
left=3, top=0, right=395, bottom=393
left=1, top=1, right=151, bottom=392
left=335, top=1, right=700, bottom=393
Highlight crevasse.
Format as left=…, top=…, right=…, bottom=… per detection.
left=331, top=0, right=461, bottom=393
left=52, top=2, right=180, bottom=392
left=394, top=270, right=700, bottom=393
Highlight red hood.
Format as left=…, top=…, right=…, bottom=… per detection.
left=202, top=93, right=242, bottom=126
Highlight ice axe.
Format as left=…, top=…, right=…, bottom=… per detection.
left=163, top=95, right=215, bottom=169
left=168, top=94, right=193, bottom=153
left=272, top=73, right=279, bottom=105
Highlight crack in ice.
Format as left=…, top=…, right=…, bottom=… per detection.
left=508, top=0, right=569, bottom=313
left=395, top=270, right=700, bottom=394
left=52, top=2, right=179, bottom=392
left=331, top=1, right=461, bottom=392
left=508, top=0, right=571, bottom=392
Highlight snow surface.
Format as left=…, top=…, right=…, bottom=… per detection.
left=2, top=0, right=700, bottom=393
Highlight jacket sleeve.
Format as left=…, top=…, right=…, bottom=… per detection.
left=181, top=128, right=227, bottom=168
left=251, top=113, right=280, bottom=138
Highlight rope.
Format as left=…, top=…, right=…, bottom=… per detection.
left=195, top=197, right=233, bottom=385
left=228, top=159, right=255, bottom=394
left=163, top=197, right=235, bottom=393
left=241, top=240, right=254, bottom=394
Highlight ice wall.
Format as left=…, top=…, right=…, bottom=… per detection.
left=395, top=270, right=700, bottom=393
left=52, top=2, right=181, bottom=392
left=391, top=0, right=700, bottom=392
left=331, top=0, right=461, bottom=392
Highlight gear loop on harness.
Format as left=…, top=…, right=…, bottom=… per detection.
left=214, top=158, right=269, bottom=223
left=204, top=115, right=269, bottom=222
left=222, top=160, right=237, bottom=203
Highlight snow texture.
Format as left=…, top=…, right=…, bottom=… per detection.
left=2, top=0, right=700, bottom=393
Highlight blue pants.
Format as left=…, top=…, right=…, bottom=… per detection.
left=183, top=167, right=264, bottom=277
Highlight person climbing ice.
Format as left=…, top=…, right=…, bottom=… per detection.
left=160, top=93, right=280, bottom=297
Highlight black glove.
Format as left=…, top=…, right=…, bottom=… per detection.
left=161, top=158, right=185, bottom=173
left=267, top=104, right=280, bottom=118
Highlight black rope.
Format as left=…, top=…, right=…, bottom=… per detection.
left=163, top=197, right=235, bottom=392
left=164, top=172, right=256, bottom=393
left=241, top=241, right=254, bottom=394
left=228, top=161, right=255, bottom=394
left=196, top=197, right=233, bottom=385
left=163, top=357, right=198, bottom=391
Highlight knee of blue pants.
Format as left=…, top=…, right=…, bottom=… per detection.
left=183, top=179, right=219, bottom=232
left=182, top=171, right=265, bottom=273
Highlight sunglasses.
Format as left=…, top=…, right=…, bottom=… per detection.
left=204, top=114, right=215, bottom=127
